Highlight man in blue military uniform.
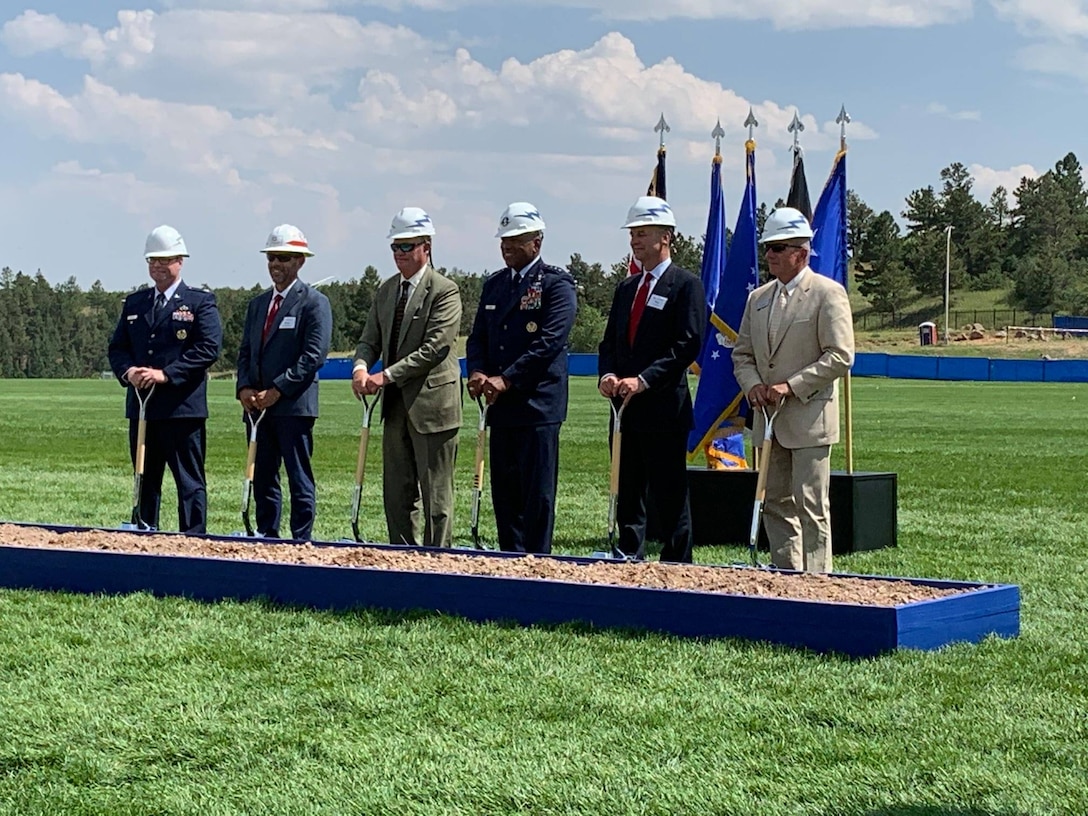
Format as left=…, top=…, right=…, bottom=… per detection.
left=236, top=224, right=333, bottom=541
left=466, top=202, right=577, bottom=553
left=108, top=225, right=222, bottom=534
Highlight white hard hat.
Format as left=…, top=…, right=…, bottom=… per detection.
left=387, top=207, right=436, bottom=240
left=760, top=207, right=814, bottom=244
left=260, top=224, right=314, bottom=256
left=144, top=225, right=189, bottom=259
left=622, top=196, right=676, bottom=229
left=495, top=202, right=545, bottom=238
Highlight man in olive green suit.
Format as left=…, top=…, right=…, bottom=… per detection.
left=353, top=207, right=463, bottom=547
left=733, top=207, right=854, bottom=573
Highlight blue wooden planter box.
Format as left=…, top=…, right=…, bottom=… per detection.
left=0, top=523, right=1019, bottom=658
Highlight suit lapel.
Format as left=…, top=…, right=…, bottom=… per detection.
left=752, top=284, right=775, bottom=360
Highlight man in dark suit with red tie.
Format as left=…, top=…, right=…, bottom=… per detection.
left=236, top=224, right=332, bottom=541
left=108, top=225, right=222, bottom=533
left=598, top=197, right=705, bottom=562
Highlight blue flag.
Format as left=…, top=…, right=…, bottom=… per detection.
left=699, top=157, right=727, bottom=314
left=688, top=140, right=760, bottom=459
left=810, top=150, right=848, bottom=290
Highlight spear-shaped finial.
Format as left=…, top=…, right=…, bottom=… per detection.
left=654, top=113, right=670, bottom=149
left=836, top=104, right=851, bottom=151
left=788, top=110, right=805, bottom=158
left=711, top=119, right=725, bottom=158
left=744, top=107, right=759, bottom=142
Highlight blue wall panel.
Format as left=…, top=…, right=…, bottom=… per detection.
left=320, top=352, right=1088, bottom=384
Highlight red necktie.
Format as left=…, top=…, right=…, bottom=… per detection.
left=262, top=293, right=283, bottom=343
left=627, top=273, right=652, bottom=346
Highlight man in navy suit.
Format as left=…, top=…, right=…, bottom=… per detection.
left=236, top=224, right=332, bottom=541
left=108, top=225, right=222, bottom=534
left=598, top=197, right=705, bottom=562
left=467, top=203, right=577, bottom=554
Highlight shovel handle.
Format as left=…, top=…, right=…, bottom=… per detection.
left=354, top=428, right=370, bottom=485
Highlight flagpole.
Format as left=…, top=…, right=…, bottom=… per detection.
left=837, top=104, right=855, bottom=474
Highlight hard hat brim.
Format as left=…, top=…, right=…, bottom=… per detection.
left=259, top=247, right=314, bottom=256
left=144, top=251, right=189, bottom=259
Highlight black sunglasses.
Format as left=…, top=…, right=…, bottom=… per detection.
left=390, top=242, right=424, bottom=253
left=765, top=244, right=802, bottom=254
left=266, top=253, right=296, bottom=263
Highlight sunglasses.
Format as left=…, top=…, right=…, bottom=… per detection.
left=390, top=242, right=425, bottom=253
left=266, top=253, right=297, bottom=263
left=765, top=244, right=802, bottom=254
left=147, top=256, right=182, bottom=266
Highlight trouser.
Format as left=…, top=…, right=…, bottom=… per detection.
left=762, top=440, right=832, bottom=573
left=615, top=428, right=693, bottom=563
left=250, top=415, right=318, bottom=541
left=129, top=417, right=207, bottom=534
left=381, top=388, right=459, bottom=547
left=489, top=423, right=561, bottom=554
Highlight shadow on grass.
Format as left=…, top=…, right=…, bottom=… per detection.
left=242, top=596, right=868, bottom=662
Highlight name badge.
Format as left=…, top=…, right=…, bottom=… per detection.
left=485, top=304, right=497, bottom=310
left=127, top=314, right=138, bottom=321
left=647, top=294, right=667, bottom=310
left=279, top=316, right=297, bottom=330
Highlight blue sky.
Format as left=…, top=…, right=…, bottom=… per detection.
left=1, top=0, right=1084, bottom=291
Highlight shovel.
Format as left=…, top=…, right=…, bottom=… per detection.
left=748, top=401, right=783, bottom=567
left=125, top=384, right=156, bottom=530
left=590, top=394, right=632, bottom=560
left=469, top=395, right=489, bottom=550
left=350, top=390, right=382, bottom=543
left=241, top=408, right=266, bottom=537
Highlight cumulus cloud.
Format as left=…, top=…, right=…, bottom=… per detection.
left=1, top=10, right=154, bottom=68
left=969, top=162, right=1039, bottom=205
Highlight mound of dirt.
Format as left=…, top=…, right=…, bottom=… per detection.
left=0, top=524, right=971, bottom=606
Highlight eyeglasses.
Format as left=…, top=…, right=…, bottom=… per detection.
left=765, top=244, right=802, bottom=254
left=147, top=256, right=182, bottom=266
left=390, top=242, right=425, bottom=253
left=266, top=253, right=296, bottom=263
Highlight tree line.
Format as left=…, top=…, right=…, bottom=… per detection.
left=0, top=150, right=1083, bottom=378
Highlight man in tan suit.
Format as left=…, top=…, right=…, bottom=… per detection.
left=353, top=207, right=462, bottom=547
left=733, top=207, right=854, bottom=572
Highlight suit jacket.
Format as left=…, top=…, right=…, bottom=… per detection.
left=108, top=281, right=222, bottom=421
left=732, top=266, right=854, bottom=449
left=236, top=280, right=332, bottom=418
left=465, top=259, right=577, bottom=427
left=598, top=263, right=705, bottom=433
left=354, top=265, right=462, bottom=434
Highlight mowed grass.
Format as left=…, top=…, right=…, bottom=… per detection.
left=0, top=377, right=1086, bottom=815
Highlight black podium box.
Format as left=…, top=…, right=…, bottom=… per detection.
left=687, top=468, right=897, bottom=555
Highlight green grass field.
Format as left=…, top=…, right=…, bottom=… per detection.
left=1, top=377, right=1086, bottom=815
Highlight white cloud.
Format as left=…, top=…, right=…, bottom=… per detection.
left=926, top=102, right=982, bottom=121
left=990, top=0, right=1088, bottom=39
left=0, top=13, right=877, bottom=287
left=969, top=162, right=1039, bottom=205
left=40, top=161, right=177, bottom=215
left=1, top=10, right=154, bottom=69
left=348, top=0, right=970, bottom=27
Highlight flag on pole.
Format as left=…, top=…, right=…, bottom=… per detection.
left=688, top=140, right=760, bottom=463
left=786, top=151, right=812, bottom=222
left=697, top=154, right=726, bottom=315
left=810, top=150, right=848, bottom=289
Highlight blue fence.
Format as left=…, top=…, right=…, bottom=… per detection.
left=1054, top=316, right=1088, bottom=331
left=321, top=352, right=1088, bottom=384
